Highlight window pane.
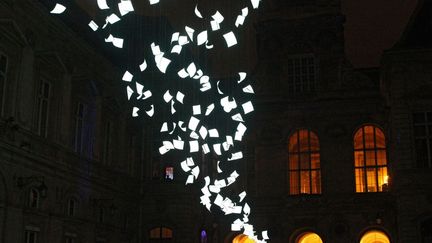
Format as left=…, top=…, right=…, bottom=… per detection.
left=309, top=132, right=319, bottom=152
left=299, top=130, right=309, bottom=152
left=354, top=129, right=364, bottom=150
left=355, top=168, right=365, bottom=192
left=354, top=151, right=364, bottom=167
left=365, top=151, right=376, bottom=166
left=150, top=228, right=160, bottom=239
left=364, top=126, right=375, bottom=149
left=414, top=125, right=426, bottom=137
left=414, top=112, right=426, bottom=123
left=300, top=171, right=310, bottom=194
left=162, top=228, right=173, bottom=238
left=289, top=171, right=299, bottom=195
left=300, top=153, right=310, bottom=169
left=375, top=128, right=386, bottom=148
left=366, top=168, right=377, bottom=192
left=311, top=170, right=321, bottom=194
left=0, top=55, right=7, bottom=72
left=376, top=150, right=387, bottom=165
left=415, top=139, right=429, bottom=168
left=377, top=167, right=388, bottom=191
left=311, top=153, right=320, bottom=169
left=289, top=154, right=299, bottom=170
left=288, top=132, right=298, bottom=152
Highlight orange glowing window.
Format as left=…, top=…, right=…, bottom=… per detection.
left=360, top=230, right=390, bottom=243
left=354, top=125, right=389, bottom=193
left=288, top=129, right=321, bottom=195
left=232, top=234, right=255, bottom=243
left=297, top=232, right=323, bottom=243
left=150, top=227, right=173, bottom=240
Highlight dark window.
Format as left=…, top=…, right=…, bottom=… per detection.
left=354, top=125, right=389, bottom=192
left=288, top=129, right=321, bottom=195
left=286, top=55, right=316, bottom=94
left=421, top=218, right=432, bottom=243
left=67, top=198, right=77, bottom=216
left=29, top=188, right=40, bottom=209
left=65, top=237, right=75, bottom=243
left=0, top=52, right=7, bottom=115
left=413, top=112, right=432, bottom=168
left=98, top=207, right=105, bottom=223
left=24, top=230, right=38, bottom=243
left=37, top=81, right=50, bottom=137
left=74, top=103, right=86, bottom=154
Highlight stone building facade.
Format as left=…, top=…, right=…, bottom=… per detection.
left=0, top=0, right=144, bottom=242
left=1, top=0, right=432, bottom=243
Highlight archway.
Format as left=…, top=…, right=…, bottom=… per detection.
left=360, top=230, right=390, bottom=243
left=232, top=234, right=255, bottom=243
left=297, top=232, right=323, bottom=243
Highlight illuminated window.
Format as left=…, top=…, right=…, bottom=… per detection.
left=359, top=230, right=390, bottom=243
left=286, top=55, right=316, bottom=94
left=67, top=198, right=77, bottom=217
left=296, top=232, right=323, bottom=243
left=0, top=52, right=7, bottom=115
left=165, top=167, right=174, bottom=180
left=37, top=80, right=50, bottom=137
left=413, top=112, right=432, bottom=168
left=149, top=227, right=173, bottom=241
left=421, top=218, right=432, bottom=243
left=74, top=103, right=86, bottom=154
left=354, top=125, right=389, bottom=192
left=288, top=129, right=321, bottom=195
left=29, top=188, right=40, bottom=209
left=232, top=234, right=255, bottom=243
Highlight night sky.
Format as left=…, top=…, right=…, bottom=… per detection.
left=73, top=0, right=420, bottom=69
left=342, top=0, right=418, bottom=68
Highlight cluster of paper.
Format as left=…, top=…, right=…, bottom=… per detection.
left=50, top=0, right=267, bottom=242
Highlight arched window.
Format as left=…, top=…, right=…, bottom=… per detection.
left=232, top=234, right=254, bottom=243
left=29, top=188, right=39, bottom=209
left=296, top=232, right=323, bottom=243
left=288, top=129, right=321, bottom=195
left=360, top=230, right=390, bottom=243
left=354, top=125, right=389, bottom=192
left=150, top=227, right=173, bottom=241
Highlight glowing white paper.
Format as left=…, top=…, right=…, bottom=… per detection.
left=126, top=86, right=133, bottom=100
left=212, top=11, right=224, bottom=24
left=163, top=90, right=173, bottom=103
left=185, top=26, right=195, bottom=41
left=188, top=116, right=200, bottom=131
left=189, top=140, right=199, bottom=153
left=193, top=105, right=201, bottom=115
left=243, top=85, right=254, bottom=93
left=132, top=107, right=139, bottom=117
left=176, top=91, right=185, bottom=104
left=197, top=31, right=208, bottom=46
left=242, top=101, right=254, bottom=114
left=139, top=59, right=147, bottom=71
left=118, top=0, right=134, bottom=16
left=97, top=0, right=110, bottom=9
left=208, top=129, right=219, bottom=138
left=205, top=104, right=215, bottom=116
left=122, top=71, right=133, bottom=82
left=88, top=21, right=99, bottom=31
left=194, top=5, right=203, bottom=18
left=223, top=32, right=237, bottom=47
left=145, top=105, right=154, bottom=117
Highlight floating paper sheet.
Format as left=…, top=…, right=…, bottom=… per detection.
left=163, top=90, right=173, bottom=103
left=250, top=0, right=261, bottom=9
left=223, top=32, right=237, bottom=47
left=139, top=59, right=147, bottom=71
left=189, top=140, right=199, bottom=153
left=185, top=26, right=195, bottom=41
left=194, top=5, right=203, bottom=18
left=197, top=31, right=208, bottom=46
left=205, top=104, right=215, bottom=116
left=149, top=0, right=160, bottom=5
left=97, top=0, right=109, bottom=9
left=126, top=86, right=133, bottom=100
left=118, top=0, right=134, bottom=16
left=193, top=105, right=201, bottom=115
left=145, top=105, right=154, bottom=117
left=238, top=72, right=247, bottom=83
left=88, top=21, right=99, bottom=31
left=243, top=85, right=254, bottom=93
left=199, top=126, right=208, bottom=139
left=242, top=101, right=254, bottom=114
left=122, top=71, right=133, bottom=82
left=188, top=116, right=200, bottom=131
left=106, top=14, right=121, bottom=25
left=212, top=11, right=224, bottom=24
left=176, top=91, right=185, bottom=104
left=132, top=107, right=139, bottom=117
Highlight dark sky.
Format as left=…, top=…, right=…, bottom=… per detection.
left=342, top=0, right=418, bottom=68
left=73, top=0, right=420, bottom=69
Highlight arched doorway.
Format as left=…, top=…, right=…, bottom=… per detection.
left=296, top=232, right=323, bottom=243
left=232, top=234, right=255, bottom=243
left=360, top=230, right=390, bottom=243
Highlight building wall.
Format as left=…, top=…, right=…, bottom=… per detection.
left=0, top=1, right=143, bottom=242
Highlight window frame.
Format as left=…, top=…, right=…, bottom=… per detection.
left=287, top=129, right=322, bottom=195
left=149, top=226, right=173, bottom=241
left=67, top=198, right=77, bottom=217
left=412, top=112, right=432, bottom=168
left=0, top=51, right=8, bottom=116
left=24, top=226, right=40, bottom=243
left=37, top=79, right=51, bottom=138
left=74, top=102, right=86, bottom=155
left=29, top=188, right=40, bottom=209
left=353, top=124, right=389, bottom=193
left=285, top=54, right=317, bottom=94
